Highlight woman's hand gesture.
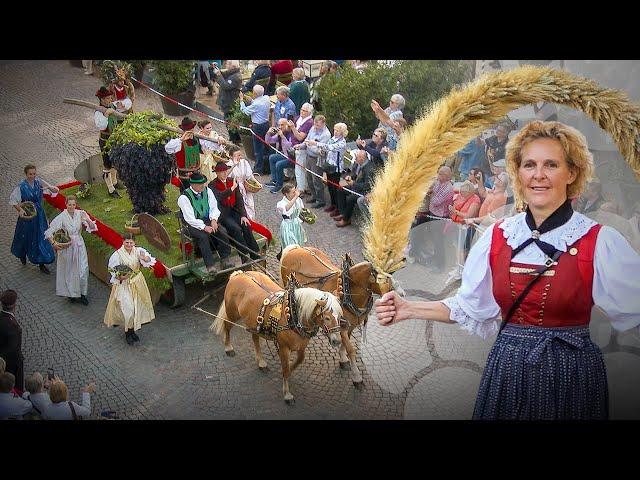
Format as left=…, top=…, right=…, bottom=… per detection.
left=375, top=291, right=411, bottom=326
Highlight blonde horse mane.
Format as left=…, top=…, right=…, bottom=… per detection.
left=295, top=288, right=343, bottom=321
left=363, top=65, right=640, bottom=278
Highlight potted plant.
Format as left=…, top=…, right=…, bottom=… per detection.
left=226, top=98, right=254, bottom=161
left=150, top=60, right=196, bottom=116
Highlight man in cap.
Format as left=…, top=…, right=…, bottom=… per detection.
left=210, top=162, right=261, bottom=264
left=94, top=86, right=126, bottom=198
left=177, top=172, right=233, bottom=274
left=0, top=290, right=24, bottom=393
left=165, top=117, right=203, bottom=191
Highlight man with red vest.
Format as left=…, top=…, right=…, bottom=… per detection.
left=165, top=117, right=203, bottom=191
left=94, top=86, right=126, bottom=198
left=210, top=162, right=261, bottom=264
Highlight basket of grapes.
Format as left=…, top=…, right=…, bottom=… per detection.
left=53, top=229, right=72, bottom=249
left=19, top=201, right=37, bottom=220
left=108, top=264, right=138, bottom=280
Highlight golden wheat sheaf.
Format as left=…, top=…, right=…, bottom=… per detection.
left=363, top=65, right=640, bottom=276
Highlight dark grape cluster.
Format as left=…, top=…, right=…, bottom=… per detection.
left=110, top=142, right=176, bottom=215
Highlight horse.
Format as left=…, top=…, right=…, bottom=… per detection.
left=210, top=270, right=343, bottom=404
left=280, top=245, right=397, bottom=387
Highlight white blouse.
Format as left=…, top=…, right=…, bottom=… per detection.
left=9, top=178, right=58, bottom=205
left=277, top=197, right=304, bottom=217
left=441, top=211, right=640, bottom=339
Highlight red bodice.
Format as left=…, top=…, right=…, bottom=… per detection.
left=213, top=178, right=236, bottom=207
left=114, top=84, right=127, bottom=100
left=489, top=221, right=601, bottom=327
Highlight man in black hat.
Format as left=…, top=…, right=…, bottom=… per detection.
left=165, top=117, right=203, bottom=191
left=0, top=290, right=24, bottom=393
left=210, top=162, right=261, bottom=264
left=94, top=86, right=125, bottom=198
left=177, top=172, right=233, bottom=273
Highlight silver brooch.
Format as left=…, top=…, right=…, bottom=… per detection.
left=531, top=230, right=541, bottom=240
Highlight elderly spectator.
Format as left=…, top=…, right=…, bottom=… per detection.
left=449, top=181, right=482, bottom=261
left=480, top=125, right=509, bottom=177
left=484, top=158, right=507, bottom=189
left=288, top=103, right=314, bottom=194
left=372, top=94, right=405, bottom=150
left=457, top=136, right=487, bottom=181
left=265, top=118, right=296, bottom=193
left=333, top=149, right=376, bottom=227
left=301, top=115, right=332, bottom=209
left=272, top=85, right=297, bottom=126
left=0, top=289, right=23, bottom=393
left=242, top=60, right=273, bottom=94
left=21, top=372, right=52, bottom=419
left=0, top=372, right=32, bottom=420
left=465, top=172, right=510, bottom=227
left=408, top=166, right=455, bottom=271
left=270, top=59, right=294, bottom=86
left=240, top=85, right=272, bottom=175
left=44, top=378, right=94, bottom=420
left=306, top=122, right=348, bottom=216
left=356, top=127, right=388, bottom=169
left=574, top=178, right=605, bottom=214
left=211, top=60, right=243, bottom=144
left=289, top=68, right=310, bottom=114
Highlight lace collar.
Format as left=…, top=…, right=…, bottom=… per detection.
left=498, top=211, right=597, bottom=252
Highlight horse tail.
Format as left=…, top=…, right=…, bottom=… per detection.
left=280, top=244, right=300, bottom=264
left=210, top=301, right=227, bottom=335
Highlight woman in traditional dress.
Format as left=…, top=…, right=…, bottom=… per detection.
left=10, top=164, right=58, bottom=274
left=44, top=195, right=97, bottom=305
left=226, top=145, right=258, bottom=221
left=197, top=119, right=227, bottom=182
left=375, top=121, right=640, bottom=420
left=276, top=184, right=306, bottom=259
left=104, top=233, right=156, bottom=345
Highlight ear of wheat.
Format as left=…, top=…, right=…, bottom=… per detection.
left=363, top=65, right=640, bottom=277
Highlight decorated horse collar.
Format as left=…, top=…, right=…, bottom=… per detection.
left=338, top=254, right=374, bottom=321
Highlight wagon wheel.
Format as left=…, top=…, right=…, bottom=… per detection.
left=161, top=276, right=186, bottom=308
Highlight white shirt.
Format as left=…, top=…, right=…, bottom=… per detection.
left=441, top=211, right=640, bottom=339
left=94, top=110, right=109, bottom=130
left=0, top=392, right=32, bottom=420
left=22, top=391, right=52, bottom=418
left=44, top=393, right=91, bottom=420
left=277, top=196, right=304, bottom=218
left=177, top=187, right=221, bottom=230
left=165, top=137, right=184, bottom=154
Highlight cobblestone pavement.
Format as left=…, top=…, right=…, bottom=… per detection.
left=1, top=61, right=639, bottom=420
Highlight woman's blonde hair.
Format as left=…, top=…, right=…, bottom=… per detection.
left=49, top=379, right=68, bottom=404
left=65, top=195, right=77, bottom=204
left=459, top=180, right=475, bottom=193
left=334, top=123, right=348, bottom=137
left=505, top=120, right=594, bottom=204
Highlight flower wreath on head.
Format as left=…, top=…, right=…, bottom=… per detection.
left=364, top=65, right=640, bottom=284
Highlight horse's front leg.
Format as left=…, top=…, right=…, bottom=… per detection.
left=338, top=330, right=350, bottom=369
left=278, top=346, right=295, bottom=404
left=252, top=334, right=268, bottom=371
left=342, top=329, right=363, bottom=387
left=290, top=348, right=305, bottom=374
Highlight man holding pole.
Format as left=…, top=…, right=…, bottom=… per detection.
left=94, top=86, right=127, bottom=198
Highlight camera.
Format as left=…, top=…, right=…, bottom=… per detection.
left=287, top=113, right=295, bottom=121
left=47, top=368, right=55, bottom=381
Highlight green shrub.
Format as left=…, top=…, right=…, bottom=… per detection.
left=226, top=98, right=252, bottom=137
left=150, top=60, right=196, bottom=94
left=316, top=60, right=471, bottom=140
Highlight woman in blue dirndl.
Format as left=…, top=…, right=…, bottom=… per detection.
left=375, top=121, right=640, bottom=420
left=10, top=164, right=58, bottom=274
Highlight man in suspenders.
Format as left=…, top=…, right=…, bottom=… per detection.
left=165, top=117, right=203, bottom=192
left=94, top=86, right=127, bottom=198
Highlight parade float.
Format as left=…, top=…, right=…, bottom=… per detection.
left=44, top=104, right=271, bottom=308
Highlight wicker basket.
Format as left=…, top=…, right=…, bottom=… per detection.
left=244, top=178, right=263, bottom=193
left=19, top=201, right=37, bottom=220
left=299, top=208, right=317, bottom=224
left=53, top=229, right=72, bottom=249
left=125, top=214, right=141, bottom=234
left=211, top=151, right=230, bottom=164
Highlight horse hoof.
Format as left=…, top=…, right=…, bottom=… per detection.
left=353, top=380, right=364, bottom=389
left=339, top=361, right=350, bottom=370
left=225, top=350, right=235, bottom=357
left=285, top=398, right=295, bottom=405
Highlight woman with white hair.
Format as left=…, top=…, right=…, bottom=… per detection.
left=289, top=102, right=314, bottom=193
left=465, top=171, right=511, bottom=227
left=377, top=94, right=405, bottom=149
left=305, top=122, right=348, bottom=216
left=289, top=68, right=310, bottom=114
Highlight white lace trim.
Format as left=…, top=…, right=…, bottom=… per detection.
left=441, top=297, right=500, bottom=340
left=498, top=211, right=597, bottom=253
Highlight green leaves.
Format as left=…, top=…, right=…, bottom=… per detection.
left=150, top=60, right=196, bottom=95
left=105, top=111, right=177, bottom=151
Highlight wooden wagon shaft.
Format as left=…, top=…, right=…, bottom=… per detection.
left=62, top=98, right=228, bottom=144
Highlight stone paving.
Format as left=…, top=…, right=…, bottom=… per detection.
left=1, top=60, right=639, bottom=419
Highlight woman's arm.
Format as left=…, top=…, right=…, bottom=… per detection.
left=375, top=291, right=454, bottom=326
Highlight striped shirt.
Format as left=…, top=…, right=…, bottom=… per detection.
left=428, top=180, right=454, bottom=218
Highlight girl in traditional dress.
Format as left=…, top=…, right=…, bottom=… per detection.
left=276, top=184, right=307, bottom=259
left=104, top=233, right=156, bottom=345
left=10, top=164, right=58, bottom=274
left=375, top=121, right=640, bottom=420
left=197, top=119, right=227, bottom=182
left=44, top=195, right=97, bottom=305
left=227, top=145, right=258, bottom=221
